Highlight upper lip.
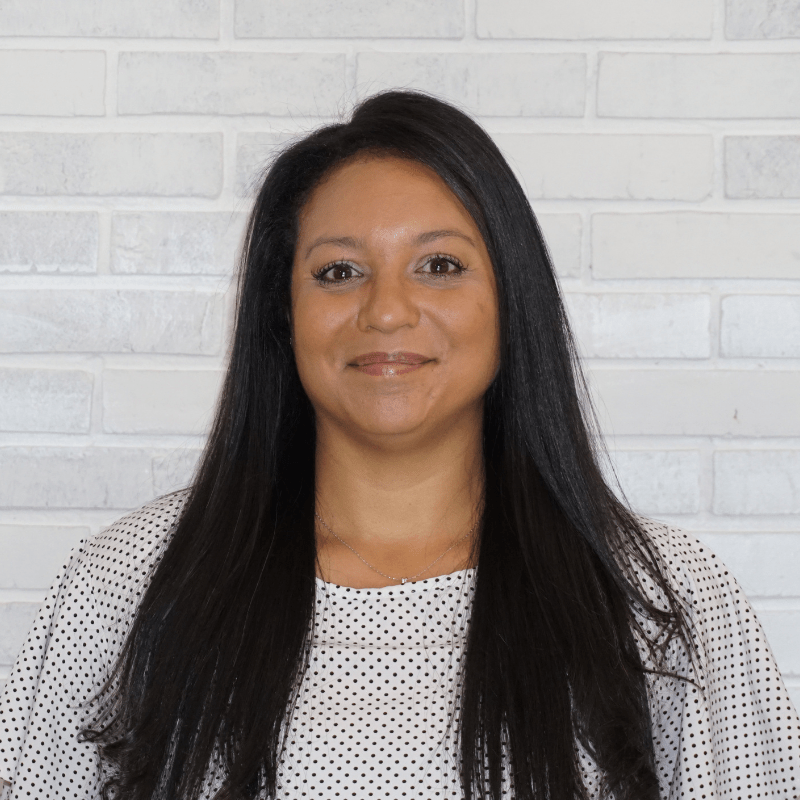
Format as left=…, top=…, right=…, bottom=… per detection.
left=350, top=351, right=431, bottom=366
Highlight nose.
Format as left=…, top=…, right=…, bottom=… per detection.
left=357, top=269, right=420, bottom=334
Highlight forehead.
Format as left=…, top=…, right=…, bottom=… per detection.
left=297, top=155, right=480, bottom=239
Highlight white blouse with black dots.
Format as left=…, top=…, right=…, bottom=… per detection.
left=1, top=492, right=798, bottom=799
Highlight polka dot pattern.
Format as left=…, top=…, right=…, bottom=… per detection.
left=0, top=495, right=797, bottom=799
left=275, top=568, right=482, bottom=798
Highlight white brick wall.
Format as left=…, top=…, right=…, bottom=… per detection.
left=0, top=133, right=223, bottom=196
left=0, top=51, right=105, bottom=116
left=726, top=0, right=800, bottom=39
left=726, top=136, right=800, bottom=197
left=597, top=54, right=800, bottom=118
left=0, top=1, right=798, bottom=708
left=0, top=212, right=99, bottom=272
left=592, top=213, right=800, bottom=279
left=117, top=53, right=347, bottom=115
left=357, top=53, right=587, bottom=117
left=476, top=0, right=714, bottom=40
left=494, top=133, right=713, bottom=200
left=110, top=212, right=246, bottom=275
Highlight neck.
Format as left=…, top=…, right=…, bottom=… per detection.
left=313, top=414, right=484, bottom=587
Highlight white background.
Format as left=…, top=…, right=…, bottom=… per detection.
left=0, top=0, right=798, bottom=707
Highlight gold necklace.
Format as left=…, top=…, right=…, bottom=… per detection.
left=314, top=512, right=477, bottom=585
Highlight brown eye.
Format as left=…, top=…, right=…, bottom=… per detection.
left=331, top=264, right=354, bottom=280
left=419, top=255, right=464, bottom=277
left=315, top=262, right=361, bottom=283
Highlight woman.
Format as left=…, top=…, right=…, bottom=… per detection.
left=1, top=91, right=798, bottom=800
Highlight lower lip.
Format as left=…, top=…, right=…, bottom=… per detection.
left=353, top=362, right=428, bottom=376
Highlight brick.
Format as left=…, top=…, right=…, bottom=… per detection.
left=152, top=449, right=202, bottom=494
left=477, top=0, right=712, bottom=39
left=697, top=532, right=800, bottom=598
left=235, top=0, right=463, bottom=38
left=721, top=295, right=800, bottom=357
left=356, top=53, right=585, bottom=117
left=0, top=604, right=39, bottom=664
left=714, top=451, right=800, bottom=515
left=103, top=369, right=222, bottom=434
left=610, top=450, right=701, bottom=515
left=592, top=213, right=800, bottom=279
left=538, top=214, right=582, bottom=278
left=0, top=525, right=89, bottom=589
left=119, top=52, right=346, bottom=116
left=236, top=132, right=291, bottom=197
left=757, top=610, right=800, bottom=675
left=0, top=0, right=218, bottom=37
left=0, top=211, right=98, bottom=273
left=0, top=51, right=104, bottom=116
left=494, top=134, right=712, bottom=200
left=566, top=293, right=711, bottom=358
left=111, top=212, right=246, bottom=275
left=726, top=136, right=800, bottom=198
left=0, top=290, right=223, bottom=354
left=726, top=0, right=800, bottom=39
left=0, top=447, right=157, bottom=509
left=599, top=53, right=800, bottom=119
left=589, top=369, right=800, bottom=437
left=0, top=133, right=222, bottom=197
left=0, top=368, right=93, bottom=433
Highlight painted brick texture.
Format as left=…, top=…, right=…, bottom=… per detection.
left=0, top=0, right=219, bottom=37
left=0, top=1, right=798, bottom=700
left=0, top=212, right=98, bottom=273
left=356, top=54, right=586, bottom=117
left=235, top=0, right=464, bottom=38
left=118, top=53, right=347, bottom=116
left=0, top=51, right=105, bottom=117
left=726, top=137, right=800, bottom=198
left=476, top=0, right=713, bottom=39
left=726, top=0, right=800, bottom=39
left=598, top=54, right=800, bottom=118
left=0, top=133, right=223, bottom=196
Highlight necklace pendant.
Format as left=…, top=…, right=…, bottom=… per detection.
left=401, top=578, right=408, bottom=585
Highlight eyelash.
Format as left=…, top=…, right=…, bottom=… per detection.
left=312, top=254, right=467, bottom=285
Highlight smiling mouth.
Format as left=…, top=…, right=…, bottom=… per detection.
left=350, top=351, right=433, bottom=376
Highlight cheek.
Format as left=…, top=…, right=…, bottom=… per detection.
left=291, top=292, right=352, bottom=401
left=471, top=311, right=501, bottom=388
left=292, top=289, right=336, bottom=353
left=447, top=295, right=499, bottom=359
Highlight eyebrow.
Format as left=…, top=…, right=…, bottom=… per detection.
left=304, top=229, right=476, bottom=258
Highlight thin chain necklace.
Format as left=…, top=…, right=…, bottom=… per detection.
left=315, top=512, right=477, bottom=585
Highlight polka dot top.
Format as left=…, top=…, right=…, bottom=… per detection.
left=1, top=492, right=798, bottom=799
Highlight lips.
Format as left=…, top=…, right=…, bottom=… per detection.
left=352, top=352, right=429, bottom=366
left=350, top=351, right=432, bottom=376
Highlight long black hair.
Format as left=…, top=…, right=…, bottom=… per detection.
left=83, top=90, right=694, bottom=800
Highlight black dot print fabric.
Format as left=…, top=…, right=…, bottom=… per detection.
left=0, top=494, right=798, bottom=799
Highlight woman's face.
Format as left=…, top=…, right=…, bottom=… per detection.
left=291, top=155, right=500, bottom=445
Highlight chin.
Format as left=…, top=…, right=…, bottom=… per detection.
left=357, top=415, right=430, bottom=439
left=344, top=406, right=440, bottom=442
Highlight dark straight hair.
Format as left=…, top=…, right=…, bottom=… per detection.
left=83, top=90, right=693, bottom=800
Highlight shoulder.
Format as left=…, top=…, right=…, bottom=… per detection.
left=82, top=489, right=188, bottom=585
left=633, top=516, right=762, bottom=671
left=634, top=516, right=741, bottom=611
left=59, top=491, right=189, bottom=643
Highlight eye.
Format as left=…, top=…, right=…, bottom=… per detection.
left=313, top=261, right=362, bottom=284
left=417, top=254, right=466, bottom=278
